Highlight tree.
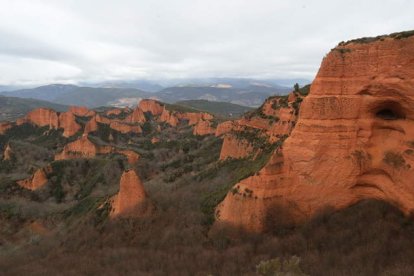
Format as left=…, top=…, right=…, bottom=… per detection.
left=294, top=83, right=300, bottom=92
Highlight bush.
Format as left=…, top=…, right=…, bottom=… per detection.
left=256, top=256, right=307, bottom=276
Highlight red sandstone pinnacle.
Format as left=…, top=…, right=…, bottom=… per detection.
left=138, top=99, right=164, bottom=115
left=3, top=143, right=12, bottom=160
left=58, top=112, right=81, bottom=137
left=110, top=169, right=152, bottom=218
left=17, top=168, right=48, bottom=190
left=124, top=106, right=146, bottom=123
left=214, top=34, right=414, bottom=233
left=159, top=108, right=179, bottom=126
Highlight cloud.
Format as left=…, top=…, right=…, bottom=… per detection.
left=0, top=0, right=413, bottom=85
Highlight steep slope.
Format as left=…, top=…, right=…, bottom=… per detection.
left=214, top=32, right=414, bottom=233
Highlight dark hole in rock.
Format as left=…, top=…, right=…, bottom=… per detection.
left=376, top=109, right=400, bottom=120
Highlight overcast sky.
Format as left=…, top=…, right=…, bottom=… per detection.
left=0, top=0, right=413, bottom=85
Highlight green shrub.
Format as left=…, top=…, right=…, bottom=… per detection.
left=256, top=256, right=307, bottom=276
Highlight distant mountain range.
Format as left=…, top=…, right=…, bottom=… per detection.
left=0, top=78, right=309, bottom=108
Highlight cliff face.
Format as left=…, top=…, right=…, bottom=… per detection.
left=193, top=120, right=215, bottom=136
left=24, top=108, right=59, bottom=129
left=68, top=106, right=95, bottom=117
left=214, top=35, right=414, bottom=233
left=124, top=106, right=146, bottom=123
left=110, top=169, right=152, bottom=218
left=138, top=99, right=164, bottom=115
left=58, top=112, right=81, bottom=137
left=216, top=93, right=300, bottom=160
left=55, top=135, right=113, bottom=160
left=159, top=108, right=179, bottom=126
left=219, top=134, right=254, bottom=160
left=20, top=108, right=82, bottom=137
left=109, top=121, right=142, bottom=134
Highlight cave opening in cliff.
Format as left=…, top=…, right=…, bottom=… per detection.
left=376, top=109, right=399, bottom=120
left=374, top=101, right=405, bottom=120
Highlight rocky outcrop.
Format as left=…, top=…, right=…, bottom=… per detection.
left=193, top=120, right=215, bottom=136
left=138, top=99, right=164, bottom=115
left=19, top=108, right=82, bottom=137
left=24, top=108, right=59, bottom=129
left=214, top=34, right=414, bottom=233
left=84, top=115, right=99, bottom=134
left=0, top=122, right=12, bottom=134
left=55, top=135, right=113, bottom=160
left=110, top=169, right=152, bottom=218
left=3, top=143, right=12, bottom=160
left=124, top=106, right=146, bottom=123
left=109, top=121, right=142, bottom=134
left=68, top=106, right=95, bottom=117
left=215, top=121, right=236, bottom=137
left=106, top=108, right=123, bottom=116
left=159, top=108, right=179, bottom=126
left=17, top=168, right=49, bottom=190
left=58, top=112, right=81, bottom=137
left=219, top=134, right=254, bottom=160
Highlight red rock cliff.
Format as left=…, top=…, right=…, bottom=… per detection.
left=214, top=34, right=414, bottom=233
left=138, top=99, right=164, bottom=115
left=55, top=135, right=113, bottom=160
left=58, top=112, right=81, bottom=137
left=24, top=108, right=59, bottom=129
left=110, top=169, right=152, bottom=218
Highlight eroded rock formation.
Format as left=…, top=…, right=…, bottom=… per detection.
left=55, top=135, right=113, bottom=160
left=110, top=169, right=152, bottom=218
left=68, top=106, right=95, bottom=117
left=109, top=121, right=142, bottom=134
left=58, top=112, right=81, bottom=137
left=159, top=108, right=179, bottom=126
left=124, top=106, right=146, bottom=123
left=219, top=134, right=255, bottom=160
left=138, top=99, right=164, bottom=115
left=3, top=143, right=12, bottom=160
left=193, top=120, right=215, bottom=136
left=24, top=108, right=59, bottom=129
left=214, top=34, right=414, bottom=233
left=17, top=168, right=49, bottom=190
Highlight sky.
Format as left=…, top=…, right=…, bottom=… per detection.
left=0, top=0, right=413, bottom=86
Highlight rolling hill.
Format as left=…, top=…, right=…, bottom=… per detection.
left=0, top=95, right=68, bottom=121
left=175, top=99, right=253, bottom=118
